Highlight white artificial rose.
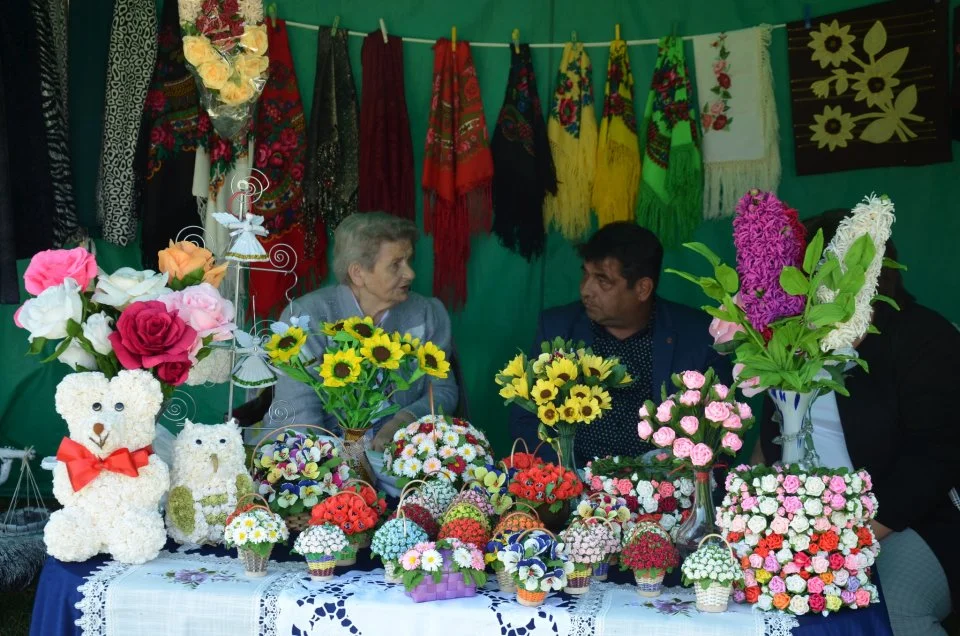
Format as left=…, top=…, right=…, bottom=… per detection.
left=790, top=514, right=810, bottom=534
left=635, top=481, right=655, bottom=499
left=679, top=479, right=694, bottom=496
left=789, top=594, right=810, bottom=615
left=744, top=532, right=759, bottom=546
left=758, top=496, right=779, bottom=516
left=786, top=574, right=807, bottom=594
left=830, top=511, right=849, bottom=528
left=804, top=476, right=825, bottom=497
left=791, top=534, right=811, bottom=552
left=680, top=497, right=691, bottom=509
left=642, top=497, right=658, bottom=514
left=747, top=515, right=767, bottom=534
left=57, top=339, right=96, bottom=370
left=776, top=547, right=794, bottom=564
left=660, top=514, right=677, bottom=531
left=803, top=498, right=823, bottom=517
left=850, top=474, right=863, bottom=492
left=841, top=529, right=859, bottom=549
left=824, top=584, right=841, bottom=597
left=760, top=475, right=778, bottom=493
left=833, top=569, right=850, bottom=587
left=757, top=594, right=773, bottom=611
left=729, top=477, right=744, bottom=492
left=92, top=267, right=171, bottom=308
left=82, top=312, right=114, bottom=355
left=17, top=279, right=83, bottom=341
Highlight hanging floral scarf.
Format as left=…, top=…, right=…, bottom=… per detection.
left=140, top=0, right=201, bottom=270
left=544, top=42, right=597, bottom=240
left=637, top=36, right=703, bottom=248
left=249, top=19, right=323, bottom=319
left=592, top=40, right=640, bottom=227
left=491, top=44, right=556, bottom=260
left=422, top=39, right=494, bottom=308
left=96, top=0, right=157, bottom=246
left=359, top=32, right=415, bottom=219
left=302, top=27, right=359, bottom=243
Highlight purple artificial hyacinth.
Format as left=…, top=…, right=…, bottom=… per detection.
left=732, top=189, right=807, bottom=333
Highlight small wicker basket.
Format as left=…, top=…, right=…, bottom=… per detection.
left=634, top=569, right=666, bottom=597
left=691, top=534, right=737, bottom=613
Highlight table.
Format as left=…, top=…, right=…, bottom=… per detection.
left=31, top=540, right=892, bottom=636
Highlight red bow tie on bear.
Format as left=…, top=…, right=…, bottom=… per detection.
left=56, top=437, right=153, bottom=492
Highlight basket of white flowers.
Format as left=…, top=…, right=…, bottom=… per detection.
left=292, top=523, right=350, bottom=581
left=224, top=495, right=289, bottom=577
left=680, top=534, right=744, bottom=612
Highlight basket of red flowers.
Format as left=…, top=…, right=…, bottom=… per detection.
left=309, top=479, right=387, bottom=565
left=507, top=446, right=583, bottom=531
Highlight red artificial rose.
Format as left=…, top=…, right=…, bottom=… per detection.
left=809, top=593, right=826, bottom=613
left=757, top=537, right=769, bottom=550
left=717, top=73, right=731, bottom=89
left=712, top=114, right=728, bottom=130
left=623, top=495, right=638, bottom=512
left=755, top=546, right=770, bottom=558
left=745, top=586, right=761, bottom=604
left=766, top=534, right=783, bottom=550
left=856, top=527, right=873, bottom=547
left=465, top=434, right=478, bottom=444
left=794, top=552, right=812, bottom=569
left=658, top=496, right=678, bottom=513
left=109, top=300, right=198, bottom=373
left=727, top=532, right=743, bottom=543
left=819, top=531, right=840, bottom=551
left=157, top=359, right=192, bottom=386
left=828, top=553, right=845, bottom=571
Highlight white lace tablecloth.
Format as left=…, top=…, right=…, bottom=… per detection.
left=74, top=550, right=798, bottom=636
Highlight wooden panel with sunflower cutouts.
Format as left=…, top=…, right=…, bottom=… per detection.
left=787, top=0, right=952, bottom=176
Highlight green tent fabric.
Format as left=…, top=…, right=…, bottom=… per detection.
left=2, top=0, right=959, bottom=497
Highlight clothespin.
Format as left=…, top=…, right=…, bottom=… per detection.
left=379, top=18, right=388, bottom=43
left=267, top=2, right=277, bottom=28
left=330, top=15, right=340, bottom=35
left=571, top=30, right=577, bottom=43
left=803, top=4, right=812, bottom=29
left=615, top=23, right=621, bottom=42
left=512, top=28, right=520, bottom=54
left=451, top=26, right=457, bottom=51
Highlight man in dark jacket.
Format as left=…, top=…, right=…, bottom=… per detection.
left=509, top=222, right=729, bottom=466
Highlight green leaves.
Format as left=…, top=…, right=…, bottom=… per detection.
left=807, top=303, right=846, bottom=328
left=714, top=264, right=739, bottom=295
left=27, top=337, right=48, bottom=356
left=872, top=294, right=900, bottom=311
left=682, top=242, right=721, bottom=267
left=882, top=257, right=906, bottom=271
left=843, top=235, right=876, bottom=274
left=802, top=229, right=825, bottom=275
left=779, top=267, right=809, bottom=296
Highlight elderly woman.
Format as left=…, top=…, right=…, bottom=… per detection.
left=266, top=212, right=458, bottom=450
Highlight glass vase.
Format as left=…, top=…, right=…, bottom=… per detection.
left=767, top=388, right=820, bottom=468
left=554, top=424, right=577, bottom=474
left=674, top=470, right=715, bottom=558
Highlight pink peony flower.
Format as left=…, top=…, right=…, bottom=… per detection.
left=807, top=577, right=825, bottom=594
left=722, top=414, right=742, bottom=430
left=656, top=400, right=676, bottom=423
left=782, top=562, right=800, bottom=575
left=161, top=283, right=236, bottom=342
left=690, top=443, right=714, bottom=467
left=652, top=427, right=676, bottom=448
left=709, top=316, right=743, bottom=345
left=783, top=475, right=801, bottom=494
left=721, top=431, right=743, bottom=452
left=741, top=496, right=757, bottom=511
left=617, top=479, right=633, bottom=496
left=737, top=401, right=754, bottom=419
left=24, top=247, right=98, bottom=295
left=704, top=401, right=731, bottom=423
left=679, top=390, right=701, bottom=406
left=783, top=496, right=802, bottom=514
left=829, top=476, right=847, bottom=494
left=712, top=59, right=727, bottom=74
left=731, top=515, right=747, bottom=533
left=637, top=420, right=654, bottom=440
left=714, top=384, right=730, bottom=399
left=680, top=416, right=699, bottom=436
left=709, top=100, right=725, bottom=116
left=673, top=437, right=694, bottom=459
left=855, top=589, right=871, bottom=607
left=770, top=516, right=789, bottom=535
left=844, top=554, right=860, bottom=571
left=658, top=481, right=675, bottom=498
left=681, top=370, right=706, bottom=389
left=744, top=569, right=757, bottom=587
left=830, top=494, right=846, bottom=510
left=591, top=476, right=603, bottom=491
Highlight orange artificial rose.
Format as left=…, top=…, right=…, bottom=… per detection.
left=820, top=572, right=834, bottom=585
left=773, top=593, right=791, bottom=610
left=158, top=240, right=228, bottom=288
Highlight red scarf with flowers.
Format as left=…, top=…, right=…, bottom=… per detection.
left=249, top=20, right=324, bottom=319
left=422, top=39, right=494, bottom=309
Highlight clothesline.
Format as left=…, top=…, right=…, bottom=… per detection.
left=280, top=19, right=786, bottom=48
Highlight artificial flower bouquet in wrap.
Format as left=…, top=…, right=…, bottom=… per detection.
left=292, top=523, right=349, bottom=581
left=495, top=337, right=631, bottom=469
left=717, top=464, right=880, bottom=616
left=178, top=0, right=269, bottom=139
left=384, top=414, right=493, bottom=489
left=251, top=429, right=353, bottom=519
left=397, top=538, right=487, bottom=603
left=666, top=191, right=900, bottom=465
left=224, top=505, right=288, bottom=576
left=15, top=243, right=232, bottom=399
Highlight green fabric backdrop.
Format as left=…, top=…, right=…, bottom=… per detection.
left=2, top=0, right=957, bottom=495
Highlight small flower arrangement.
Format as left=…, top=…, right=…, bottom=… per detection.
left=448, top=488, right=497, bottom=519
left=496, top=529, right=574, bottom=607
left=717, top=464, right=880, bottom=616
left=403, top=478, right=458, bottom=520
left=438, top=517, right=490, bottom=548
left=308, top=483, right=388, bottom=543
left=620, top=526, right=680, bottom=597
left=224, top=507, right=288, bottom=576
left=15, top=243, right=232, bottom=398
left=252, top=430, right=353, bottom=518
left=559, top=522, right=616, bottom=594
left=371, top=517, right=429, bottom=583
left=398, top=538, right=487, bottom=603
left=465, top=464, right=513, bottom=513
left=292, top=523, right=349, bottom=581
left=681, top=537, right=744, bottom=612
left=574, top=494, right=631, bottom=547
left=637, top=368, right=754, bottom=472
left=391, top=502, right=440, bottom=539
left=441, top=502, right=492, bottom=532
left=384, top=415, right=492, bottom=488
left=508, top=460, right=583, bottom=514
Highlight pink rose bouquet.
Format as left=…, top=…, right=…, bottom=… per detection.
left=718, top=464, right=880, bottom=616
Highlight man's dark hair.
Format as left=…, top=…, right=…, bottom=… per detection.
left=804, top=209, right=914, bottom=307
left=577, top=222, right=664, bottom=289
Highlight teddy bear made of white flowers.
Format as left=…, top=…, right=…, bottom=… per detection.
left=45, top=369, right=170, bottom=564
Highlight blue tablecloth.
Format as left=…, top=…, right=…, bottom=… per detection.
left=31, top=540, right=892, bottom=636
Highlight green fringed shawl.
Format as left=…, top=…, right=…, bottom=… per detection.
left=637, top=36, right=702, bottom=248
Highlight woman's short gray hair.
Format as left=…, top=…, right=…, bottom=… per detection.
left=332, top=212, right=418, bottom=284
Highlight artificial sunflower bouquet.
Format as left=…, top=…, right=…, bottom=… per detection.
left=496, top=337, right=631, bottom=468
left=265, top=315, right=450, bottom=440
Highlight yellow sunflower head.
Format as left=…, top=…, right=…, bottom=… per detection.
left=319, top=349, right=363, bottom=388
left=531, top=379, right=558, bottom=405
left=580, top=354, right=614, bottom=381
left=537, top=403, right=559, bottom=427
left=559, top=398, right=580, bottom=423
left=591, top=386, right=612, bottom=410
left=569, top=384, right=591, bottom=401
left=417, top=342, right=451, bottom=379
left=360, top=333, right=404, bottom=370
left=342, top=316, right=378, bottom=341
left=265, top=326, right=307, bottom=364
left=546, top=358, right=578, bottom=387
left=578, top=397, right=601, bottom=424
left=321, top=320, right=346, bottom=337
left=501, top=354, right=526, bottom=378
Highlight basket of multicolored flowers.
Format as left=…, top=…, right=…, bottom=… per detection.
left=398, top=538, right=487, bottom=603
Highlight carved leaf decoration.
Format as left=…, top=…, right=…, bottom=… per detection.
left=894, top=84, right=917, bottom=116
left=876, top=47, right=909, bottom=77
left=863, top=21, right=887, bottom=57
left=860, top=117, right=897, bottom=144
